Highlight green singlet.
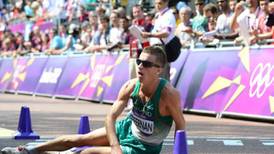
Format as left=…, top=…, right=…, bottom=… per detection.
left=115, top=78, right=173, bottom=154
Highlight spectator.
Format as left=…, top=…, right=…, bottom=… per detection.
left=257, top=0, right=272, bottom=33
left=88, top=11, right=98, bottom=40
left=231, top=0, right=262, bottom=35
left=40, top=32, right=50, bottom=52
left=119, top=16, right=132, bottom=44
left=46, top=29, right=64, bottom=54
left=84, top=15, right=111, bottom=53
left=249, top=1, right=274, bottom=44
left=74, top=21, right=91, bottom=50
left=67, top=0, right=81, bottom=23
left=29, top=25, right=43, bottom=53
left=42, top=0, right=66, bottom=23
left=143, top=13, right=154, bottom=32
left=109, top=11, right=122, bottom=44
left=95, top=4, right=106, bottom=17
left=176, top=6, right=193, bottom=48
left=10, top=1, right=23, bottom=21
left=115, top=6, right=127, bottom=18
left=215, top=0, right=238, bottom=40
left=77, top=5, right=89, bottom=23
left=1, top=32, right=16, bottom=56
left=58, top=24, right=68, bottom=39
left=198, top=3, right=219, bottom=45
left=203, top=3, right=219, bottom=31
left=58, top=23, right=80, bottom=53
left=192, top=0, right=208, bottom=37
left=229, top=0, right=237, bottom=12
left=132, top=4, right=145, bottom=28
left=0, top=15, right=6, bottom=37
left=24, top=0, right=34, bottom=18
left=30, top=1, right=44, bottom=23
left=14, top=32, right=28, bottom=56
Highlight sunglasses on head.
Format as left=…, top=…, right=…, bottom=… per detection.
left=136, top=59, right=161, bottom=68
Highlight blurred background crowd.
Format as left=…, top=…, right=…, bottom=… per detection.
left=0, top=0, right=273, bottom=57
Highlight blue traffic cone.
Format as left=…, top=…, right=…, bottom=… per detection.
left=14, top=106, right=40, bottom=139
left=78, top=115, right=91, bottom=134
left=173, top=130, right=188, bottom=154
left=71, top=116, right=91, bottom=153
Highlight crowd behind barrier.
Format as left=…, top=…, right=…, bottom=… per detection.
left=0, top=45, right=273, bottom=121
left=0, top=0, right=273, bottom=57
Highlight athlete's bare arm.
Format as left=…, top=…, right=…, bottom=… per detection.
left=105, top=79, right=136, bottom=153
left=162, top=84, right=186, bottom=132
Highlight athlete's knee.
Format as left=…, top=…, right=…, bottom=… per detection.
left=57, top=135, right=85, bottom=147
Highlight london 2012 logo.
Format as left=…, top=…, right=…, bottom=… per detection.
left=249, top=63, right=274, bottom=98
left=202, top=47, right=274, bottom=113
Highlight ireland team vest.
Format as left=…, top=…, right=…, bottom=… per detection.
left=130, top=78, right=173, bottom=145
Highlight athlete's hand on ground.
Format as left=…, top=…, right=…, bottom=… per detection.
left=111, top=145, right=123, bottom=154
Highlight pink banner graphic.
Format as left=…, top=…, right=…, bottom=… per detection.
left=103, top=54, right=129, bottom=103
left=221, top=48, right=274, bottom=116
left=17, top=57, right=48, bottom=94
left=6, top=57, right=30, bottom=92
left=0, top=58, right=14, bottom=92
left=54, top=55, right=90, bottom=98
left=78, top=54, right=117, bottom=101
left=177, top=50, right=239, bottom=112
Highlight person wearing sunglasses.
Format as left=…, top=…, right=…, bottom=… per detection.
left=192, top=0, right=208, bottom=37
left=1, top=45, right=186, bottom=154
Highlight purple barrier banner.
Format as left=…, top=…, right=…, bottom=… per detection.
left=54, top=55, right=90, bottom=98
left=170, top=50, right=189, bottom=86
left=176, top=50, right=239, bottom=112
left=6, top=57, right=30, bottom=92
left=79, top=54, right=119, bottom=101
left=16, top=57, right=48, bottom=94
left=220, top=48, right=274, bottom=116
left=103, top=54, right=129, bottom=103
left=34, top=56, right=68, bottom=96
left=90, top=54, right=119, bottom=101
left=0, top=58, right=14, bottom=92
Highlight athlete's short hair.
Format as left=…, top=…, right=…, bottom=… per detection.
left=142, top=45, right=167, bottom=67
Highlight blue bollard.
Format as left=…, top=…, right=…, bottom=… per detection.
left=78, top=115, right=91, bottom=134
left=71, top=115, right=92, bottom=153
left=15, top=106, right=40, bottom=139
left=174, top=130, right=188, bottom=154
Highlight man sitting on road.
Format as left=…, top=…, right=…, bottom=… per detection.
left=1, top=45, right=186, bottom=154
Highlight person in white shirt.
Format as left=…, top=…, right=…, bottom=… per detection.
left=215, top=0, right=238, bottom=40
left=141, top=0, right=176, bottom=80
left=231, top=0, right=263, bottom=44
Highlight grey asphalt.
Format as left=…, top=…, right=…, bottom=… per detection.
left=0, top=93, right=274, bottom=154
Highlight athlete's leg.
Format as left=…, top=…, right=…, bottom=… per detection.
left=34, top=127, right=109, bottom=153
